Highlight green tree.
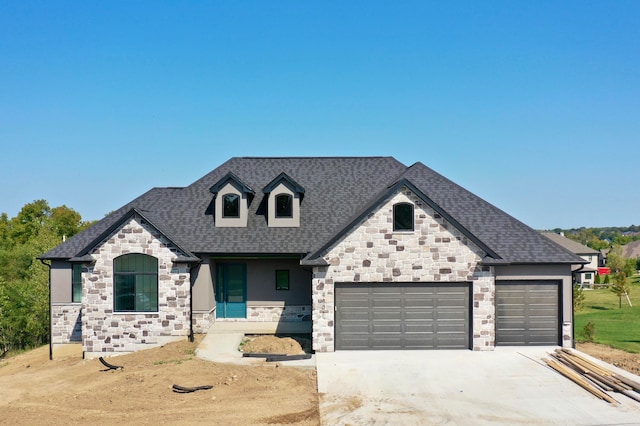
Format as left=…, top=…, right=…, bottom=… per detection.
left=0, top=200, right=91, bottom=355
left=610, top=272, right=631, bottom=309
left=50, top=205, right=91, bottom=239
left=607, top=245, right=626, bottom=274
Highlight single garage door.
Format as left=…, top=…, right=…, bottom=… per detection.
left=335, top=283, right=470, bottom=350
left=495, top=280, right=560, bottom=346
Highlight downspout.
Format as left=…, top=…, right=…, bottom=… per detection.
left=571, top=263, right=586, bottom=349
left=189, top=267, right=194, bottom=343
left=39, top=259, right=52, bottom=361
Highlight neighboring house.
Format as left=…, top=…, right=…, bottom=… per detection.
left=621, top=240, right=640, bottom=260
left=542, top=233, right=599, bottom=286
left=40, top=157, right=585, bottom=358
left=599, top=248, right=610, bottom=268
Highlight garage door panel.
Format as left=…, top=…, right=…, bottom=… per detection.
left=404, top=311, right=436, bottom=321
left=339, top=311, right=370, bottom=322
left=405, top=299, right=435, bottom=308
left=336, top=283, right=469, bottom=350
left=496, top=281, right=559, bottom=346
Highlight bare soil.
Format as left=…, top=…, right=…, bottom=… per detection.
left=0, top=336, right=319, bottom=426
left=1, top=338, right=637, bottom=426
left=241, top=335, right=309, bottom=355
left=576, top=342, right=640, bottom=376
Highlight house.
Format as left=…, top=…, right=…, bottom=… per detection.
left=542, top=233, right=599, bottom=287
left=621, top=240, right=640, bottom=261
left=599, top=248, right=610, bottom=268
left=40, top=157, right=586, bottom=357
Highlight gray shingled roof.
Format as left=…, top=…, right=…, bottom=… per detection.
left=40, top=157, right=585, bottom=265
left=542, top=232, right=599, bottom=256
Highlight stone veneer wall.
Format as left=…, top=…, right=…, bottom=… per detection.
left=312, top=188, right=496, bottom=352
left=51, top=303, right=82, bottom=343
left=82, top=217, right=191, bottom=354
left=247, top=305, right=312, bottom=322
left=192, top=309, right=216, bottom=333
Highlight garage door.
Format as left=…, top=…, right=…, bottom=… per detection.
left=335, top=283, right=470, bottom=350
left=496, top=281, right=559, bottom=346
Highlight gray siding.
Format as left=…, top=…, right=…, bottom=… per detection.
left=191, top=260, right=215, bottom=312
left=51, top=260, right=72, bottom=303
left=213, top=258, right=312, bottom=305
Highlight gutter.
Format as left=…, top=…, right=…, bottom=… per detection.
left=39, top=259, right=52, bottom=361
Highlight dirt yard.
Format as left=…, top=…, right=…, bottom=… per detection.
left=577, top=342, right=640, bottom=376
left=1, top=337, right=638, bottom=426
left=0, top=336, right=319, bottom=426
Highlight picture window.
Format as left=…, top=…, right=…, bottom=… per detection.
left=114, top=253, right=158, bottom=312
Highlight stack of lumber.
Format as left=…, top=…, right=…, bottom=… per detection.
left=544, top=348, right=640, bottom=404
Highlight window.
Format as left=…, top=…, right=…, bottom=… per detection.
left=114, top=254, right=158, bottom=312
left=585, top=273, right=592, bottom=280
left=72, top=264, right=82, bottom=303
left=275, top=194, right=293, bottom=218
left=275, top=270, right=290, bottom=290
left=222, top=194, right=240, bottom=218
left=393, top=203, right=414, bottom=231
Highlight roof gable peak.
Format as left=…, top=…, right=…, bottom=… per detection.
left=209, top=172, right=255, bottom=195
left=262, top=172, right=305, bottom=194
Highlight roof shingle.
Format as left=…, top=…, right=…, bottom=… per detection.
left=40, top=157, right=584, bottom=265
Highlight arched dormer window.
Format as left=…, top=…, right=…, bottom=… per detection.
left=275, top=194, right=293, bottom=218
left=393, top=202, right=414, bottom=232
left=262, top=173, right=305, bottom=228
left=209, top=173, right=254, bottom=227
left=114, top=253, right=158, bottom=312
left=223, top=194, right=240, bottom=218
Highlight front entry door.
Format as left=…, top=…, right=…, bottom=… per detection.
left=216, top=263, right=247, bottom=318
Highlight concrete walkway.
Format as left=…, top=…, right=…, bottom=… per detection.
left=316, top=347, right=640, bottom=425
left=195, top=322, right=316, bottom=367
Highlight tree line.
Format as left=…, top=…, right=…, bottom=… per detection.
left=0, top=200, right=92, bottom=355
left=549, top=226, right=640, bottom=250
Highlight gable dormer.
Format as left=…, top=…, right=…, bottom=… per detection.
left=209, top=172, right=254, bottom=227
left=262, top=173, right=305, bottom=228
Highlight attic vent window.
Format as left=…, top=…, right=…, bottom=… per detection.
left=393, top=203, right=414, bottom=232
left=223, top=194, right=240, bottom=218
left=275, top=194, right=293, bottom=218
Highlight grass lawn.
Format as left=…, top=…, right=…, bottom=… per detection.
left=574, top=279, right=640, bottom=353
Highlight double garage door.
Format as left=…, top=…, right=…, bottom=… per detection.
left=335, top=280, right=560, bottom=350
left=335, top=283, right=470, bottom=350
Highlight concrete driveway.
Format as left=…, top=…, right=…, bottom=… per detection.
left=316, top=347, right=640, bottom=425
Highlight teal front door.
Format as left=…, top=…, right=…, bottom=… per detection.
left=216, top=263, right=247, bottom=318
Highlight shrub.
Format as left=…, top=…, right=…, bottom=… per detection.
left=604, top=274, right=610, bottom=284
left=594, top=274, right=601, bottom=284
left=579, top=322, right=596, bottom=343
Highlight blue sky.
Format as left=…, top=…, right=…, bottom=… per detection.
left=1, top=1, right=638, bottom=229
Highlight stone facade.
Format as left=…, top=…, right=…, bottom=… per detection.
left=192, top=309, right=216, bottom=333
left=312, top=188, right=496, bottom=352
left=247, top=305, right=312, bottom=322
left=51, top=303, right=82, bottom=343
left=81, top=216, right=191, bottom=354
